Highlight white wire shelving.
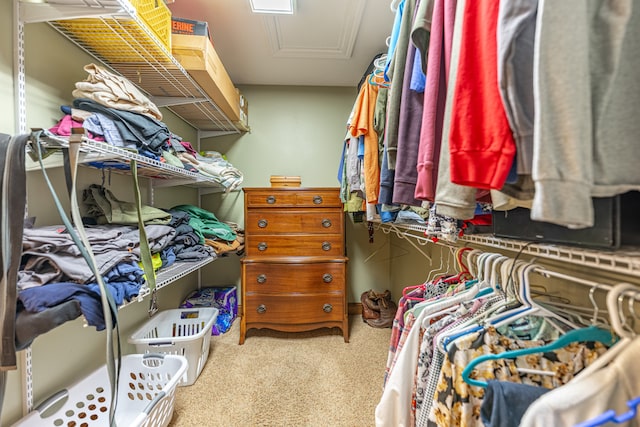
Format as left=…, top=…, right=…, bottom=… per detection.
left=18, top=0, right=245, bottom=135
left=14, top=0, right=241, bottom=416
left=29, top=133, right=234, bottom=191
left=370, top=219, right=640, bottom=279
left=125, top=257, right=216, bottom=308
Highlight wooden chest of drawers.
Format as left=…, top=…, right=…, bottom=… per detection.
left=240, top=187, right=348, bottom=344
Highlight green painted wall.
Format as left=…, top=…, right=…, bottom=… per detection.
left=0, top=6, right=393, bottom=426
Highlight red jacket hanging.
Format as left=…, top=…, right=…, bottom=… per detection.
left=448, top=0, right=516, bottom=190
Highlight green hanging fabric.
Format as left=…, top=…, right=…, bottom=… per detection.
left=130, top=159, right=158, bottom=316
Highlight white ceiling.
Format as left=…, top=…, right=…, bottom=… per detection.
left=167, top=0, right=395, bottom=87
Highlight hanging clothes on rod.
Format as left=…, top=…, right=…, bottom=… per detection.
left=383, top=247, right=476, bottom=387
left=377, top=251, right=509, bottom=426
left=421, top=264, right=611, bottom=427
left=518, top=283, right=640, bottom=427
left=375, top=248, right=638, bottom=427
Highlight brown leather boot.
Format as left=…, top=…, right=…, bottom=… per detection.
left=362, top=290, right=397, bottom=328
left=360, top=290, right=381, bottom=323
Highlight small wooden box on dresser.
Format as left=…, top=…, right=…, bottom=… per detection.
left=240, top=187, right=349, bottom=344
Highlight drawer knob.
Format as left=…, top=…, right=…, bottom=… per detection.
left=322, top=273, right=333, bottom=283
left=266, top=195, right=276, bottom=204
left=322, top=241, right=332, bottom=251
left=258, top=242, right=268, bottom=251
left=321, top=218, right=332, bottom=228
left=323, top=304, right=333, bottom=313
left=257, top=274, right=267, bottom=284
left=313, top=195, right=323, bottom=204
left=257, top=304, right=267, bottom=314
left=258, top=219, right=268, bottom=228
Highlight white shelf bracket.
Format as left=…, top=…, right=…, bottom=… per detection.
left=150, top=96, right=209, bottom=108
left=199, top=130, right=241, bottom=139
left=19, top=2, right=124, bottom=24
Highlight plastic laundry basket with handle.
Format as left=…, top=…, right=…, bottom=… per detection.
left=13, top=353, right=188, bottom=427
left=128, top=307, right=218, bottom=386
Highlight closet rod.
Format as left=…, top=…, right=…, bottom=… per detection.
left=535, top=268, right=612, bottom=291
left=534, top=267, right=640, bottom=301
left=464, top=251, right=640, bottom=301
left=370, top=219, right=640, bottom=278
left=379, top=222, right=433, bottom=261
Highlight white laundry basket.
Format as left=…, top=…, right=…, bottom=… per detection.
left=128, top=307, right=218, bottom=386
left=13, top=353, right=187, bottom=427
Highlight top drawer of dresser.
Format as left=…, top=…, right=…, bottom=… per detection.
left=244, top=188, right=342, bottom=208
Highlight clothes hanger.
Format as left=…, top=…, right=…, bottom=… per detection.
left=464, top=248, right=482, bottom=278
left=537, top=300, right=610, bottom=329
left=373, top=54, right=387, bottom=71
left=451, top=247, right=474, bottom=282
left=566, top=283, right=638, bottom=383
left=450, top=259, right=528, bottom=333
left=530, top=289, right=575, bottom=307
left=401, top=257, right=443, bottom=302
left=462, top=257, right=519, bottom=327
left=439, top=259, right=582, bottom=354
left=574, top=395, right=640, bottom=427
left=527, top=268, right=620, bottom=329
left=432, top=247, right=476, bottom=288
left=407, top=253, right=490, bottom=322
left=460, top=324, right=617, bottom=388
left=468, top=254, right=509, bottom=299
left=463, top=263, right=615, bottom=387
left=368, top=70, right=389, bottom=88
left=402, top=249, right=472, bottom=314
left=388, top=224, right=433, bottom=262
left=362, top=234, right=409, bottom=264
left=607, top=282, right=639, bottom=339
left=401, top=245, right=456, bottom=303
left=420, top=301, right=467, bottom=329
left=627, top=294, right=638, bottom=331
left=487, top=262, right=581, bottom=332
left=539, top=283, right=609, bottom=328
left=435, top=254, right=513, bottom=353
left=425, top=245, right=450, bottom=283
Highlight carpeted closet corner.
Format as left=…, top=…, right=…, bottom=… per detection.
left=169, top=315, right=391, bottom=427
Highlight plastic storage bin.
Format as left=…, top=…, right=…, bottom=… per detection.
left=53, top=0, right=173, bottom=64
left=130, top=0, right=173, bottom=50
left=13, top=354, right=187, bottom=427
left=129, top=307, right=218, bottom=386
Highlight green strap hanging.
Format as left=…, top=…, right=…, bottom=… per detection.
left=33, top=130, right=121, bottom=426
left=130, top=159, right=158, bottom=316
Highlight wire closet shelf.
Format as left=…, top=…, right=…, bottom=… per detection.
left=370, top=219, right=640, bottom=279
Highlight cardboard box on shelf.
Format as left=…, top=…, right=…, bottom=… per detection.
left=270, top=175, right=302, bottom=187
left=171, top=33, right=241, bottom=121
left=238, top=90, right=249, bottom=126
left=171, top=17, right=212, bottom=43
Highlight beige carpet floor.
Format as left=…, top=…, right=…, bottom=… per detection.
left=169, top=315, right=391, bottom=427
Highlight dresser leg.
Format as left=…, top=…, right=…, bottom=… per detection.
left=239, top=317, right=246, bottom=345
left=343, top=317, right=349, bottom=343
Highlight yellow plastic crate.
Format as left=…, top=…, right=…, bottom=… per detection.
left=53, top=0, right=172, bottom=63
left=130, top=0, right=172, bottom=51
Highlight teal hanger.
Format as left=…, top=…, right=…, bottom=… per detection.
left=461, top=325, right=617, bottom=388
left=368, top=69, right=389, bottom=88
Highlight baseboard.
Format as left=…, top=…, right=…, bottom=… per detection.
left=348, top=302, right=362, bottom=315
